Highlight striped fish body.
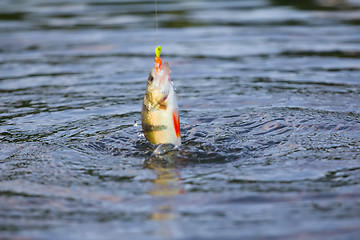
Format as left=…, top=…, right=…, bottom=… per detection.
left=141, top=62, right=181, bottom=146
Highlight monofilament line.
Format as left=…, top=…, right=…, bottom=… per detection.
left=154, top=0, right=159, bottom=45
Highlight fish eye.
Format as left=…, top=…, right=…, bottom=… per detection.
left=147, top=74, right=154, bottom=84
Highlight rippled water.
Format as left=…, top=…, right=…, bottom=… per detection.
left=1, top=0, right=360, bottom=239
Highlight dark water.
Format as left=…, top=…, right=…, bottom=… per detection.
left=1, top=0, right=360, bottom=239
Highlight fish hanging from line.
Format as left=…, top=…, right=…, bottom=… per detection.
left=141, top=46, right=181, bottom=146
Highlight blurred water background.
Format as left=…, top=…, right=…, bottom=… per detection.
left=1, top=0, right=360, bottom=239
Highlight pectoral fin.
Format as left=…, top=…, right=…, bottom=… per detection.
left=172, top=110, right=180, bottom=138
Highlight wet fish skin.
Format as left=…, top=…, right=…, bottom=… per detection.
left=141, top=62, right=181, bottom=146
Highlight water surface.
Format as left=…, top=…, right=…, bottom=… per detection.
left=1, top=0, right=360, bottom=239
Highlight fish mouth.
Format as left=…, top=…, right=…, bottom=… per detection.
left=153, top=62, right=170, bottom=94
left=159, top=62, right=170, bottom=75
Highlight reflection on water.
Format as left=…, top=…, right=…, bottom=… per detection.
left=1, top=0, right=360, bottom=239
left=145, top=150, right=184, bottom=239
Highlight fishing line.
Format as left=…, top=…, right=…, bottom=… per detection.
left=154, top=0, right=159, bottom=45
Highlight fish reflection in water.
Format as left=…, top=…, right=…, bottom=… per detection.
left=144, top=144, right=186, bottom=238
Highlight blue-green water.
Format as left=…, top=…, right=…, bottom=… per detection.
left=1, top=0, right=360, bottom=239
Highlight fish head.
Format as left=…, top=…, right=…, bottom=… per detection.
left=146, top=62, right=172, bottom=106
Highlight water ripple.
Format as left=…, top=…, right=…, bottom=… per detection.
left=1, top=0, right=360, bottom=239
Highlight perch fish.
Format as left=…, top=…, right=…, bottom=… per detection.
left=141, top=46, right=181, bottom=146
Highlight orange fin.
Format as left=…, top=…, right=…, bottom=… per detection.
left=172, top=111, right=180, bottom=138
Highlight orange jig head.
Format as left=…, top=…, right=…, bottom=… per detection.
left=155, top=56, right=162, bottom=72
left=155, top=46, right=162, bottom=73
